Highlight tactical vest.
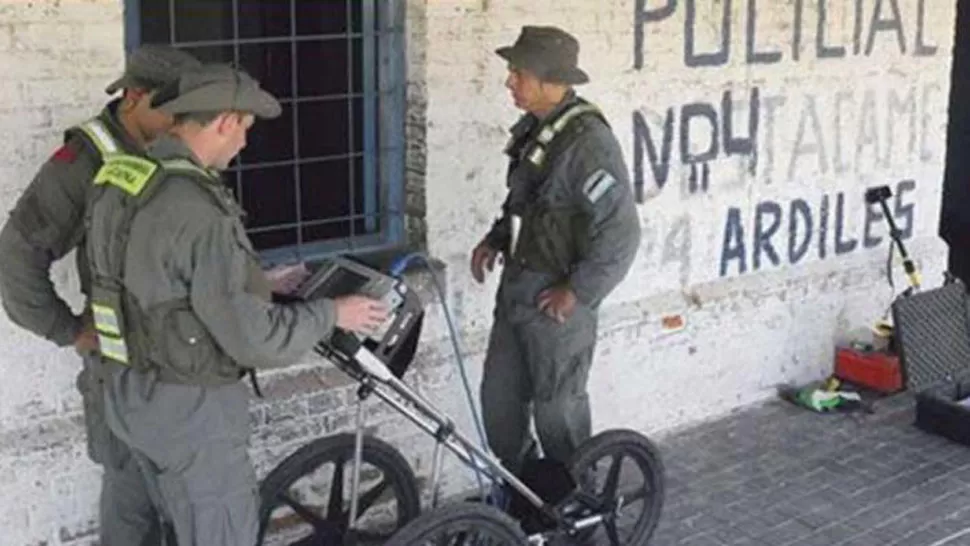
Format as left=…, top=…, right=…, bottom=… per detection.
left=68, top=116, right=126, bottom=159
left=64, top=114, right=130, bottom=299
left=502, top=98, right=608, bottom=278
left=84, top=153, right=271, bottom=388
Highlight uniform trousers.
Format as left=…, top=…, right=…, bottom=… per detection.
left=101, top=365, right=259, bottom=546
left=78, top=354, right=166, bottom=545
left=480, top=265, right=598, bottom=472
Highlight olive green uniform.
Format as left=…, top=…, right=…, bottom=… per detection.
left=0, top=103, right=165, bottom=546
left=0, top=45, right=201, bottom=545
left=480, top=28, right=642, bottom=471
left=85, top=65, right=336, bottom=546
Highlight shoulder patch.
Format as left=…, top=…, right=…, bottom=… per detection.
left=50, top=144, right=78, bottom=164
left=582, top=168, right=617, bottom=204
left=93, top=154, right=159, bottom=196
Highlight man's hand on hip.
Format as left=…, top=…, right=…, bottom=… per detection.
left=73, top=324, right=99, bottom=356
left=537, top=285, right=578, bottom=324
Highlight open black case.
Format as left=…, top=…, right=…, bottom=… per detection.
left=892, top=277, right=970, bottom=446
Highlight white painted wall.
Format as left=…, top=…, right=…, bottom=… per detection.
left=0, top=2, right=124, bottom=544
left=0, top=0, right=957, bottom=543
left=419, top=0, right=955, bottom=430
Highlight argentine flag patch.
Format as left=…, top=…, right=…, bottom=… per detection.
left=582, top=169, right=617, bottom=204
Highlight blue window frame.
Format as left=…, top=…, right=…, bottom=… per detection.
left=124, top=0, right=407, bottom=264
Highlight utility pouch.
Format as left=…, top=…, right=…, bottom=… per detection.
left=518, top=204, right=587, bottom=277
left=145, top=298, right=241, bottom=386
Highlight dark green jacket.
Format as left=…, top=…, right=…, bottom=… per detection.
left=84, top=135, right=335, bottom=384
left=0, top=101, right=137, bottom=346
left=486, top=91, right=642, bottom=309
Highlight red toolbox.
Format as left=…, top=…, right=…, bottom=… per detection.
left=833, top=346, right=904, bottom=394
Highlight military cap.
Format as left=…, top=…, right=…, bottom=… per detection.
left=150, top=63, right=282, bottom=119
left=105, top=44, right=202, bottom=95
left=496, top=26, right=589, bottom=85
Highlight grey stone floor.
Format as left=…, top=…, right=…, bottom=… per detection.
left=259, top=388, right=970, bottom=546
left=642, top=392, right=970, bottom=546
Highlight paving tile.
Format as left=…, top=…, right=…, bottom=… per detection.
left=807, top=521, right=868, bottom=543
left=791, top=503, right=857, bottom=529
left=678, top=532, right=726, bottom=546
left=755, top=519, right=815, bottom=544
left=707, top=524, right=753, bottom=544
left=612, top=394, right=970, bottom=546
left=903, top=514, right=970, bottom=545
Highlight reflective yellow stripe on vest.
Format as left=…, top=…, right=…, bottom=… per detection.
left=93, top=154, right=159, bottom=196
left=92, top=302, right=129, bottom=364
left=97, top=333, right=130, bottom=364
left=91, top=303, right=120, bottom=336
left=76, top=120, right=121, bottom=157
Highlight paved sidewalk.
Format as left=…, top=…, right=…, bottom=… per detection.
left=647, top=392, right=970, bottom=546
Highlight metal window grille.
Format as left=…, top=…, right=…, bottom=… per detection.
left=126, top=0, right=406, bottom=264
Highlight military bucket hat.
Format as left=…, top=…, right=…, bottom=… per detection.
left=496, top=26, right=589, bottom=85
left=150, top=63, right=282, bottom=119
left=105, top=44, right=202, bottom=94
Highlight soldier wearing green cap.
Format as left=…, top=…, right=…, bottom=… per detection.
left=83, top=63, right=389, bottom=545
left=470, top=26, right=642, bottom=475
left=0, top=43, right=202, bottom=545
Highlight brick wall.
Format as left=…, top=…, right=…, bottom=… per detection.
left=0, top=0, right=959, bottom=543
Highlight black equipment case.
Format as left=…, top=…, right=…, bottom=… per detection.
left=892, top=278, right=970, bottom=446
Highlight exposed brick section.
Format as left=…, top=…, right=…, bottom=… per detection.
left=404, top=0, right=429, bottom=250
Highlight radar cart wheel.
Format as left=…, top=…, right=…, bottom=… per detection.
left=257, top=433, right=421, bottom=545
left=567, top=429, right=665, bottom=545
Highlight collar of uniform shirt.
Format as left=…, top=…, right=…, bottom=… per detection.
left=146, top=133, right=208, bottom=170
left=533, top=87, right=578, bottom=123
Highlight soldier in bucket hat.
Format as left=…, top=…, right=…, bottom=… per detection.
left=0, top=43, right=201, bottom=544
left=83, top=63, right=389, bottom=546
left=472, top=26, right=642, bottom=480
left=495, top=25, right=591, bottom=86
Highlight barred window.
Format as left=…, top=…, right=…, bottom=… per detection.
left=127, top=0, right=407, bottom=263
